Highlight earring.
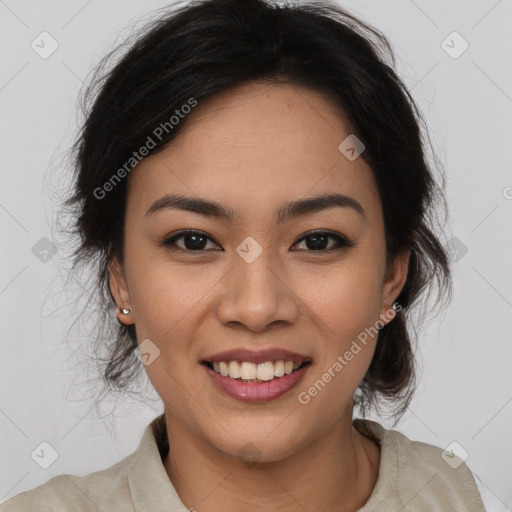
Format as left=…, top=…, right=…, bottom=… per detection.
left=121, top=308, right=131, bottom=315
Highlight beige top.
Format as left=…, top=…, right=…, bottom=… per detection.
left=0, top=413, right=486, bottom=512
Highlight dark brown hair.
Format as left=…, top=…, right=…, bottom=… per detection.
left=57, top=0, right=453, bottom=422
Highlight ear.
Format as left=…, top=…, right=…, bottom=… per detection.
left=109, top=256, right=134, bottom=326
left=378, top=249, right=410, bottom=326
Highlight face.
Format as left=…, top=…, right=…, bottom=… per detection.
left=109, top=81, right=409, bottom=461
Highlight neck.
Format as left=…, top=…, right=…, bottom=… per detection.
left=163, top=407, right=381, bottom=512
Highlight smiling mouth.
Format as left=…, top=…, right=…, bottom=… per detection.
left=201, top=360, right=312, bottom=383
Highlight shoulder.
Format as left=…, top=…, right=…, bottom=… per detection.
left=0, top=452, right=135, bottom=512
left=354, top=418, right=486, bottom=512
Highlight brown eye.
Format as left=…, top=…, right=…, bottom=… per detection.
left=162, top=229, right=354, bottom=253
left=163, top=230, right=220, bottom=251
left=292, top=231, right=354, bottom=252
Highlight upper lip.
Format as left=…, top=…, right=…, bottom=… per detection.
left=202, top=348, right=311, bottom=364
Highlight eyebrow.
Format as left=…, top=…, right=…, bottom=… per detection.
left=145, top=192, right=366, bottom=223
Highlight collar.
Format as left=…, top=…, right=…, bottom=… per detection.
left=127, top=413, right=393, bottom=512
left=127, top=413, right=187, bottom=512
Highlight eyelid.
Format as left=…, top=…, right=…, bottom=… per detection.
left=295, top=229, right=351, bottom=243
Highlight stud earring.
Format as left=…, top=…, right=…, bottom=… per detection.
left=121, top=308, right=131, bottom=315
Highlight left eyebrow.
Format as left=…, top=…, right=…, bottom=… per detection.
left=145, top=192, right=366, bottom=222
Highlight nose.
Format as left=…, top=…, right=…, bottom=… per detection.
left=216, top=244, right=301, bottom=333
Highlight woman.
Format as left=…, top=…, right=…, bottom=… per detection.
left=1, top=0, right=486, bottom=510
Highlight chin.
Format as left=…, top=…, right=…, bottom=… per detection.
left=207, top=422, right=307, bottom=463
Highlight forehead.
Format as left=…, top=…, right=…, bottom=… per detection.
left=126, top=82, right=381, bottom=221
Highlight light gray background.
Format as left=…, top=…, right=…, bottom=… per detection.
left=1, top=0, right=511, bottom=509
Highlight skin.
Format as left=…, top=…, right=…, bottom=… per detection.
left=109, top=81, right=410, bottom=512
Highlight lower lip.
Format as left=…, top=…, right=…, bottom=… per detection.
left=203, top=363, right=311, bottom=403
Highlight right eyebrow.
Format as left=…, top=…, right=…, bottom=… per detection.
left=145, top=192, right=366, bottom=222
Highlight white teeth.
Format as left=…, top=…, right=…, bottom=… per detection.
left=239, top=361, right=257, bottom=380
left=257, top=362, right=275, bottom=381
left=228, top=361, right=241, bottom=379
left=209, top=359, right=307, bottom=381
left=219, top=361, right=229, bottom=377
left=274, top=360, right=285, bottom=377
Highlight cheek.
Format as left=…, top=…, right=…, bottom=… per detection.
left=123, top=241, right=224, bottom=365
left=294, top=257, right=384, bottom=398
left=293, top=274, right=382, bottom=416
left=301, top=260, right=383, bottom=337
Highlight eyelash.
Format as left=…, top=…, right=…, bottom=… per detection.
left=161, top=229, right=354, bottom=254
